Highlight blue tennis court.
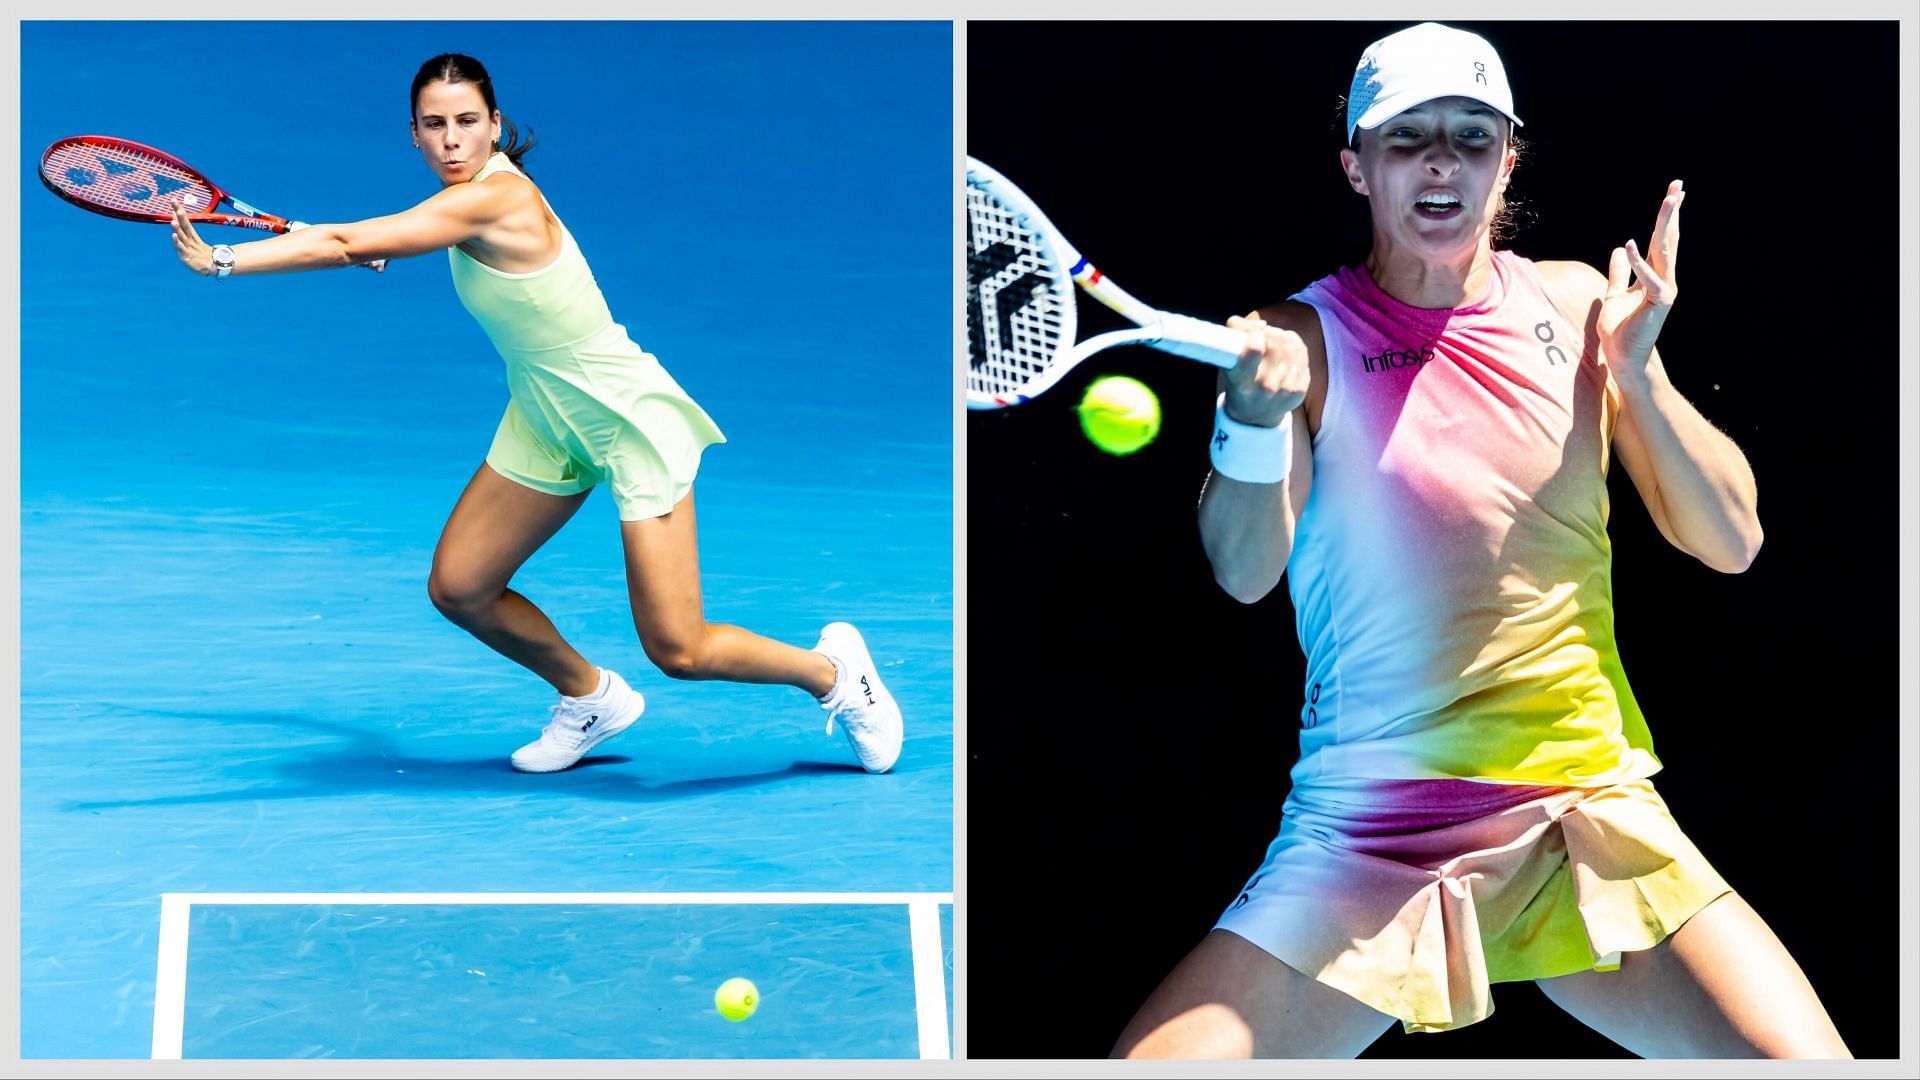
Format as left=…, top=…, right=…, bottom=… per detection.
left=20, top=20, right=952, bottom=1060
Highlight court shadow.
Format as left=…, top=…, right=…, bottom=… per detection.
left=65, top=708, right=865, bottom=811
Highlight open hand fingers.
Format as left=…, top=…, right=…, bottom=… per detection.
left=1623, top=239, right=1676, bottom=307
left=1646, top=179, right=1683, bottom=282
left=1605, top=244, right=1631, bottom=301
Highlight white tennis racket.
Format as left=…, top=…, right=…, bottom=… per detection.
left=967, top=156, right=1249, bottom=410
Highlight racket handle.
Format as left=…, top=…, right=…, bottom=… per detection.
left=1151, top=312, right=1250, bottom=369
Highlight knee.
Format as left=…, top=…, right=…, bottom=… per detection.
left=642, top=635, right=711, bottom=681
left=427, top=572, right=497, bottom=625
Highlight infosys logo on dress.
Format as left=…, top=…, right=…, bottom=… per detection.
left=1361, top=342, right=1435, bottom=373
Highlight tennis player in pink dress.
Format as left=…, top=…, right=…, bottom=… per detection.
left=1114, top=24, right=1848, bottom=1059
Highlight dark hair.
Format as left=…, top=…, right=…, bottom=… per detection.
left=411, top=53, right=536, bottom=175
left=1333, top=94, right=1530, bottom=247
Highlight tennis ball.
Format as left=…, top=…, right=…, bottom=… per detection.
left=1077, top=375, right=1161, bottom=456
left=715, top=977, right=759, bottom=1022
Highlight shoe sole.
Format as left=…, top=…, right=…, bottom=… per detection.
left=510, top=692, right=646, bottom=773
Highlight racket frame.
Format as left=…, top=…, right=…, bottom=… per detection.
left=39, top=135, right=301, bottom=234
left=967, top=156, right=1248, bottom=411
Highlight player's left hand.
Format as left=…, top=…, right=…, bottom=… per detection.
left=170, top=202, right=213, bottom=276
left=1599, top=180, right=1683, bottom=375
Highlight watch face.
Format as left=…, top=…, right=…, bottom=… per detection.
left=212, top=245, right=234, bottom=266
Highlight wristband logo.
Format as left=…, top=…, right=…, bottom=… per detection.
left=1230, top=873, right=1264, bottom=912
left=1361, top=342, right=1436, bottom=373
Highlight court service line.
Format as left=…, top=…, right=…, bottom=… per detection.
left=150, top=890, right=955, bottom=1060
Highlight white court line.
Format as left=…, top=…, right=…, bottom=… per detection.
left=906, top=898, right=951, bottom=1060
left=150, top=893, right=191, bottom=1060
left=172, top=891, right=951, bottom=906
left=151, top=890, right=955, bottom=1061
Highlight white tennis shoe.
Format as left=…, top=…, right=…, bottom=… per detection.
left=510, top=668, right=646, bottom=773
left=814, top=622, right=903, bottom=774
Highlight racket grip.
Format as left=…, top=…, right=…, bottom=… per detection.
left=1152, top=312, right=1251, bottom=369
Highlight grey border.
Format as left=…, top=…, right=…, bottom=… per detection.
left=6, top=2, right=1919, bottom=1078
left=4, top=10, right=21, bottom=1079
left=951, top=15, right=969, bottom=1069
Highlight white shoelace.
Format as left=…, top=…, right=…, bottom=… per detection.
left=825, top=701, right=867, bottom=738
left=544, top=700, right=599, bottom=748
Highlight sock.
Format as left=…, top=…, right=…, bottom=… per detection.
left=566, top=668, right=613, bottom=703
left=819, top=656, right=846, bottom=704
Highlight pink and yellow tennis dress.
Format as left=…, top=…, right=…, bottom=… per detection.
left=450, top=152, right=724, bottom=521
left=1213, top=250, right=1730, bottom=1032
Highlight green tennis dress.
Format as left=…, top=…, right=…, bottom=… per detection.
left=451, top=152, right=725, bottom=520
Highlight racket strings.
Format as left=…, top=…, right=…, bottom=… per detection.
left=42, top=143, right=214, bottom=216
left=967, top=188, right=1069, bottom=401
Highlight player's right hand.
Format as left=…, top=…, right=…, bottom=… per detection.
left=1223, top=312, right=1309, bottom=427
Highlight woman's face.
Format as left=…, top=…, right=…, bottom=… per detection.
left=412, top=79, right=501, bottom=186
left=1342, top=96, right=1518, bottom=260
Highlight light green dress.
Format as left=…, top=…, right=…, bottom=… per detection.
left=449, top=152, right=724, bottom=520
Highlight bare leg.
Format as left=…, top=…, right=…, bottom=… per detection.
left=620, top=488, right=837, bottom=697
left=1536, top=892, right=1850, bottom=1058
left=427, top=464, right=598, bottom=697
left=1112, top=930, right=1396, bottom=1059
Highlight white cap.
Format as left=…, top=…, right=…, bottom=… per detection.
left=1346, top=22, right=1522, bottom=145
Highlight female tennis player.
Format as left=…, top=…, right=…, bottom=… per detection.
left=1113, top=23, right=1847, bottom=1059
left=167, top=54, right=902, bottom=776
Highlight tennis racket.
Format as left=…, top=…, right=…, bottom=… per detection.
left=40, top=135, right=308, bottom=233
left=967, top=156, right=1250, bottom=410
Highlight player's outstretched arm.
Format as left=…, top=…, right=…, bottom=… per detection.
left=170, top=181, right=513, bottom=278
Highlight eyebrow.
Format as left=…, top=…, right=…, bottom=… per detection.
left=1397, top=104, right=1499, bottom=119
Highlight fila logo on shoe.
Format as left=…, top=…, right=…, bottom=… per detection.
left=583, top=715, right=598, bottom=730
left=859, top=676, right=875, bottom=706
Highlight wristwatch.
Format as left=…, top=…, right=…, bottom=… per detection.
left=210, top=245, right=236, bottom=280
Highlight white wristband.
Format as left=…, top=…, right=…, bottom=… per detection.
left=1210, top=394, right=1295, bottom=484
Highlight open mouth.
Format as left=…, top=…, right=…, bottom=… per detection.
left=1414, top=193, right=1464, bottom=219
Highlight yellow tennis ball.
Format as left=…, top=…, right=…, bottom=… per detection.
left=1077, top=375, right=1161, bottom=456
left=715, top=977, right=759, bottom=1022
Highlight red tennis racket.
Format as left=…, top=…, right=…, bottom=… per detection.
left=39, top=135, right=308, bottom=233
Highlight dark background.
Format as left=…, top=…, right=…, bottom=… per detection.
left=967, top=21, right=1904, bottom=1060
